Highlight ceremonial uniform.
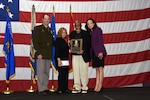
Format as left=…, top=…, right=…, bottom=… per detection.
left=33, top=24, right=53, bottom=92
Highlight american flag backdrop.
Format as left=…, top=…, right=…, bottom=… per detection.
left=0, top=0, right=150, bottom=91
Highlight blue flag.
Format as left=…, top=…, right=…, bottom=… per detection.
left=3, top=12, right=15, bottom=84
left=51, top=7, right=57, bottom=73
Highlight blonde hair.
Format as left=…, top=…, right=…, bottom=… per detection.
left=57, top=27, right=67, bottom=38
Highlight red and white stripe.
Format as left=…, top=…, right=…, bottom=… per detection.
left=0, top=0, right=150, bottom=91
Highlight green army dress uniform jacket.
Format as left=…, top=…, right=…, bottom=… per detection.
left=33, top=25, right=53, bottom=59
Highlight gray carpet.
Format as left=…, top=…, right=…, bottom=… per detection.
left=0, top=87, right=150, bottom=100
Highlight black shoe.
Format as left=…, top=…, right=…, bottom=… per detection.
left=44, top=90, right=51, bottom=94
left=65, top=89, right=71, bottom=93
left=93, top=90, right=103, bottom=94
left=94, top=91, right=102, bottom=93
left=39, top=91, right=47, bottom=96
left=57, top=90, right=63, bottom=94
left=94, top=87, right=103, bottom=93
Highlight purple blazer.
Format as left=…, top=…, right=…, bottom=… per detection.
left=91, top=27, right=107, bottom=57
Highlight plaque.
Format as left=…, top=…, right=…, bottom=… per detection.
left=70, top=39, right=83, bottom=53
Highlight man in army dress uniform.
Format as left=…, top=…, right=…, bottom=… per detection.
left=33, top=14, right=53, bottom=95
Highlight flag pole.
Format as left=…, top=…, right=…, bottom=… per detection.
left=69, top=4, right=74, bottom=91
left=26, top=62, right=36, bottom=92
left=26, top=77, right=36, bottom=92
left=49, top=6, right=57, bottom=92
left=26, top=42, right=37, bottom=93
left=3, top=83, right=13, bottom=94
left=3, top=5, right=14, bottom=95
left=26, top=5, right=36, bottom=93
left=49, top=63, right=57, bottom=92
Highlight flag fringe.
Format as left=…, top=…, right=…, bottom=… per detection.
left=6, top=73, right=16, bottom=84
left=51, top=62, right=58, bottom=74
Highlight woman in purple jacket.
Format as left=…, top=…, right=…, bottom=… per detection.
left=85, top=18, right=107, bottom=93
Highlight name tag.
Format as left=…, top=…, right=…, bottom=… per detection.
left=61, top=60, right=69, bottom=66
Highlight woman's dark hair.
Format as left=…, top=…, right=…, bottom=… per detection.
left=85, top=18, right=97, bottom=32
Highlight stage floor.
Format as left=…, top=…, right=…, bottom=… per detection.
left=0, top=87, right=150, bottom=100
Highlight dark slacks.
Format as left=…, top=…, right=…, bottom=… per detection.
left=57, top=66, right=69, bottom=92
